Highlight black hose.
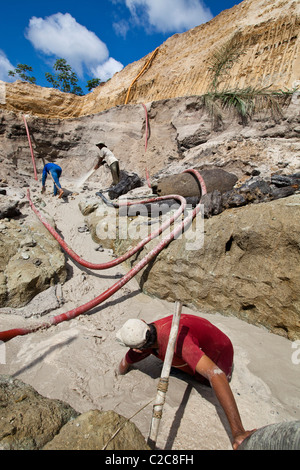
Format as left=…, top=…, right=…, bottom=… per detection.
left=95, top=191, right=118, bottom=208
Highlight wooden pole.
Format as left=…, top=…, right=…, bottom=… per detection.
left=148, top=301, right=182, bottom=449
left=22, top=115, right=38, bottom=181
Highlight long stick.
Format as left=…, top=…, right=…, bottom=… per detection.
left=22, top=115, right=38, bottom=180
left=148, top=301, right=183, bottom=449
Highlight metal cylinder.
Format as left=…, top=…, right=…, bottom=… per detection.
left=239, top=421, right=300, bottom=450
left=154, top=169, right=238, bottom=198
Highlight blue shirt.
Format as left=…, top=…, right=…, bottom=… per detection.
left=42, top=163, right=62, bottom=186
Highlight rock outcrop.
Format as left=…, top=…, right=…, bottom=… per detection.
left=0, top=375, right=78, bottom=450
left=0, top=205, right=67, bottom=309
left=0, top=375, right=149, bottom=450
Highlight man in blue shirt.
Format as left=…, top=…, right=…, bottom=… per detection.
left=42, top=163, right=63, bottom=198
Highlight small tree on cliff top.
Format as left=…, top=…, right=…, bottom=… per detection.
left=86, top=78, right=101, bottom=92
left=8, top=64, right=36, bottom=84
left=45, top=58, right=84, bottom=96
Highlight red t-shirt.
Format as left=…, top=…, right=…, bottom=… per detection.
left=125, top=314, right=233, bottom=382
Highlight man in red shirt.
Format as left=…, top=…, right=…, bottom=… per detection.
left=116, top=314, right=255, bottom=449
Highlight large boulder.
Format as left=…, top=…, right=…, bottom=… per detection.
left=82, top=201, right=118, bottom=250
left=154, top=169, right=238, bottom=198
left=0, top=375, right=79, bottom=450
left=0, top=375, right=150, bottom=451
left=43, top=409, right=150, bottom=450
left=0, top=215, right=67, bottom=309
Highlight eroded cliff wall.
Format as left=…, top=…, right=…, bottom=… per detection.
left=0, top=0, right=299, bottom=119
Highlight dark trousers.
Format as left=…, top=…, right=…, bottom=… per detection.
left=110, top=162, right=120, bottom=185
left=50, top=168, right=62, bottom=195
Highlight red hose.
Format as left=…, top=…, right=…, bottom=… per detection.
left=23, top=115, right=38, bottom=181
left=0, top=169, right=206, bottom=342
left=26, top=191, right=187, bottom=270
left=183, top=168, right=207, bottom=197
left=145, top=168, right=152, bottom=189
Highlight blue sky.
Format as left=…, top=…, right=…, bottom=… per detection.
left=0, top=0, right=243, bottom=94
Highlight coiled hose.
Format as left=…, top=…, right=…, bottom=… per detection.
left=0, top=169, right=206, bottom=342
left=27, top=192, right=187, bottom=270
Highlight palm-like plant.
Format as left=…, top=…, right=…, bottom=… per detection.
left=207, top=32, right=244, bottom=92
left=203, top=33, right=296, bottom=127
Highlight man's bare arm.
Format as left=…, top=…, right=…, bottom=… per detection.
left=195, top=354, right=256, bottom=449
left=118, top=356, right=130, bottom=375
left=94, top=157, right=104, bottom=170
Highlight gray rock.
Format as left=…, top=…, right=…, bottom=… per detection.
left=0, top=375, right=79, bottom=450
left=43, top=409, right=150, bottom=450
left=0, top=199, right=20, bottom=219
left=155, top=169, right=238, bottom=198
left=0, top=285, right=63, bottom=318
left=0, top=218, right=67, bottom=308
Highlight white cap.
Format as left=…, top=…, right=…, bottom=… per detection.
left=116, top=319, right=150, bottom=349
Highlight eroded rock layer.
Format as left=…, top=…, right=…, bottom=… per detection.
left=0, top=0, right=299, bottom=119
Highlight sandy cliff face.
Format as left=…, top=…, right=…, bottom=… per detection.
left=0, top=0, right=299, bottom=119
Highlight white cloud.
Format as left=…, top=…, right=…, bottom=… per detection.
left=26, top=12, right=123, bottom=80
left=124, top=0, right=213, bottom=33
left=0, top=50, right=14, bottom=82
left=113, top=19, right=130, bottom=38
left=92, top=57, right=124, bottom=82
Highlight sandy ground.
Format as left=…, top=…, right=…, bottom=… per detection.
left=1, top=171, right=299, bottom=451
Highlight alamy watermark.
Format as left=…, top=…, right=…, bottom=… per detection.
left=0, top=340, right=5, bottom=364
left=291, top=341, right=300, bottom=365
left=95, top=201, right=205, bottom=251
